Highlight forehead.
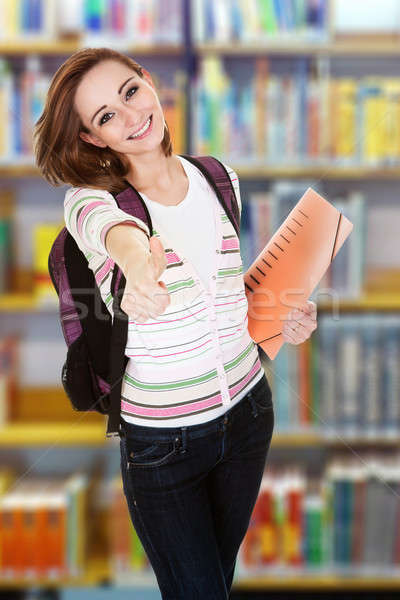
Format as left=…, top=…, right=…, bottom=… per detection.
left=74, top=60, right=138, bottom=119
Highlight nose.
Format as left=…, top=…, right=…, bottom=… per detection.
left=121, top=106, right=143, bottom=130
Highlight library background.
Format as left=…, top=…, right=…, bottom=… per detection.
left=0, top=0, right=400, bottom=598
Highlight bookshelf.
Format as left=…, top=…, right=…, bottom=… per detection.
left=3, top=420, right=400, bottom=448
left=233, top=575, right=400, bottom=591
left=196, top=41, right=400, bottom=56
left=1, top=0, right=400, bottom=594
left=6, top=164, right=400, bottom=179
left=0, top=41, right=184, bottom=56
left=0, top=553, right=111, bottom=589
left=1, top=291, right=400, bottom=312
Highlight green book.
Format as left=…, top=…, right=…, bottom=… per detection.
left=0, top=219, right=11, bottom=294
left=258, top=0, right=278, bottom=35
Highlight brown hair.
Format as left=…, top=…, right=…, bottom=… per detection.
left=33, top=47, right=173, bottom=195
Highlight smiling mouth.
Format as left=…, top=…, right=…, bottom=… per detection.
left=127, top=115, right=153, bottom=139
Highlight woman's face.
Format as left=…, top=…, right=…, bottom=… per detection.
left=74, top=59, right=165, bottom=155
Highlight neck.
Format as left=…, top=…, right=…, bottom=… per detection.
left=124, top=150, right=181, bottom=193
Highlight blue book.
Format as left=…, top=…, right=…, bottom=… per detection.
left=360, top=314, right=382, bottom=436
left=13, top=84, right=22, bottom=156
left=204, top=0, right=215, bottom=40
left=295, top=58, right=308, bottom=160
left=84, top=0, right=103, bottom=32
left=31, top=0, right=43, bottom=31
left=273, top=0, right=284, bottom=31
left=381, top=316, right=400, bottom=435
left=230, top=0, right=243, bottom=41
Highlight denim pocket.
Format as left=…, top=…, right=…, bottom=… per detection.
left=125, top=436, right=180, bottom=469
left=252, top=376, right=273, bottom=412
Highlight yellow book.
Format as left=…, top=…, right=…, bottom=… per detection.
left=335, top=79, right=357, bottom=162
left=33, top=223, right=62, bottom=305
left=362, top=77, right=386, bottom=165
left=3, top=0, right=18, bottom=39
left=383, top=79, right=400, bottom=164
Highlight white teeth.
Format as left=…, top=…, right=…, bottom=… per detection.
left=129, top=117, right=151, bottom=139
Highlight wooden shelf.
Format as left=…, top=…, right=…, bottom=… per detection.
left=1, top=292, right=399, bottom=313
left=4, top=163, right=400, bottom=180
left=233, top=574, right=400, bottom=590
left=0, top=554, right=111, bottom=588
left=0, top=164, right=38, bottom=177
left=125, top=44, right=183, bottom=55
left=0, top=39, right=80, bottom=55
left=271, top=432, right=400, bottom=448
left=0, top=40, right=183, bottom=56
left=0, top=421, right=108, bottom=446
left=3, top=38, right=400, bottom=57
left=1, top=420, right=399, bottom=448
left=317, top=292, right=400, bottom=311
left=196, top=41, right=400, bottom=56
left=0, top=293, right=57, bottom=312
left=233, top=164, right=400, bottom=180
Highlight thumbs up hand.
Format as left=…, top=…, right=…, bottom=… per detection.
left=121, top=235, right=171, bottom=322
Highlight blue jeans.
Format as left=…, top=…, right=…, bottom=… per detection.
left=119, top=373, right=274, bottom=600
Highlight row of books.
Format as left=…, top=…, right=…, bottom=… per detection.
left=192, top=0, right=328, bottom=44
left=4, top=456, right=400, bottom=584
left=0, top=0, right=182, bottom=44
left=193, top=55, right=400, bottom=167
left=0, top=188, right=61, bottom=303
left=260, top=312, right=400, bottom=437
left=0, top=55, right=186, bottom=164
left=0, top=470, right=89, bottom=578
left=0, top=335, right=18, bottom=427
left=236, top=455, right=400, bottom=574
left=0, top=189, right=14, bottom=294
left=240, top=181, right=367, bottom=298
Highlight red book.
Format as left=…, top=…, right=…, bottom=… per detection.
left=43, top=481, right=67, bottom=577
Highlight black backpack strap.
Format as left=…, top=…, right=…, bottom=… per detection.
left=115, top=180, right=154, bottom=237
left=105, top=265, right=129, bottom=437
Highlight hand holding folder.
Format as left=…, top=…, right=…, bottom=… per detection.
left=244, top=187, right=354, bottom=360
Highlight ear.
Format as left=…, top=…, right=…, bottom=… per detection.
left=79, top=131, right=107, bottom=148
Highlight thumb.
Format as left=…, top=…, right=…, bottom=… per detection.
left=149, top=236, right=167, bottom=279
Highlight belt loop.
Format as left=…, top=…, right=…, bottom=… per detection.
left=248, top=391, right=258, bottom=419
left=179, top=427, right=187, bottom=453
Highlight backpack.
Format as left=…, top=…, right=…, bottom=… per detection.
left=48, top=155, right=241, bottom=439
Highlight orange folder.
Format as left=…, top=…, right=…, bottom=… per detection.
left=244, top=187, right=354, bottom=360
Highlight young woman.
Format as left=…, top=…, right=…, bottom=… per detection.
left=34, top=47, right=317, bottom=599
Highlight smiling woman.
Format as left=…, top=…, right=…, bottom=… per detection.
left=33, top=47, right=173, bottom=195
left=33, top=46, right=276, bottom=600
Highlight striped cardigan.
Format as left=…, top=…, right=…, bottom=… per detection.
left=64, top=159, right=265, bottom=427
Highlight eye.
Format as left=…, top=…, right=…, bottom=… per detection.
left=99, top=112, right=113, bottom=126
left=126, top=86, right=138, bottom=100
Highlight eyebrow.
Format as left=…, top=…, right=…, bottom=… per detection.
left=90, top=76, right=137, bottom=125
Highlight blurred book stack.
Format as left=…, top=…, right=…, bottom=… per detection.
left=193, top=55, right=400, bottom=167
left=237, top=455, right=400, bottom=577
left=0, top=472, right=89, bottom=579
